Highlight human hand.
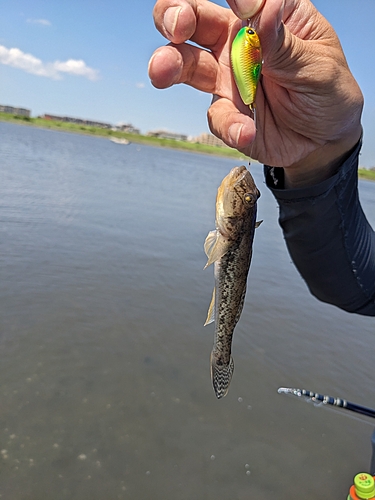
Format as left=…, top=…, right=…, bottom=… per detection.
left=148, top=0, right=363, bottom=187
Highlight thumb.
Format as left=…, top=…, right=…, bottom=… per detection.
left=207, top=96, right=256, bottom=152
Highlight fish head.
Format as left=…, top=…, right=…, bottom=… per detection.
left=216, top=166, right=260, bottom=238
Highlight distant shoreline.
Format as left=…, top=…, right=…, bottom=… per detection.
left=1, top=112, right=374, bottom=182
left=0, top=112, right=246, bottom=161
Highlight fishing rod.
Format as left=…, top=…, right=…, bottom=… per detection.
left=278, top=387, right=375, bottom=420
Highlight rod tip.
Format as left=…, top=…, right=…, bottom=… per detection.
left=277, top=387, right=302, bottom=396
left=277, top=387, right=291, bottom=394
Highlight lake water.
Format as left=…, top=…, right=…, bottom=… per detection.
left=1, top=121, right=374, bottom=499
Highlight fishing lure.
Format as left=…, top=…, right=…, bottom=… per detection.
left=231, top=26, right=262, bottom=111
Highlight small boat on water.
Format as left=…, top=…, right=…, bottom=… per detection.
left=110, top=137, right=130, bottom=145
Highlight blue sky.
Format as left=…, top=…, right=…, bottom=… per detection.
left=1, top=0, right=374, bottom=166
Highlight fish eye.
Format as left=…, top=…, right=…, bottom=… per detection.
left=244, top=193, right=254, bottom=203
left=247, top=28, right=255, bottom=35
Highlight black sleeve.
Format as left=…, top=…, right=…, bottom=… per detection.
left=264, top=140, right=375, bottom=316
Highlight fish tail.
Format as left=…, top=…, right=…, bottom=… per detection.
left=210, top=351, right=234, bottom=399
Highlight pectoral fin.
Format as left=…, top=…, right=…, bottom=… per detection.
left=204, top=287, right=215, bottom=326
left=204, top=230, right=229, bottom=269
left=255, top=220, right=263, bottom=228
left=204, top=230, right=217, bottom=259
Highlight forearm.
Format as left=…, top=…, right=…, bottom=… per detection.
left=264, top=140, right=375, bottom=316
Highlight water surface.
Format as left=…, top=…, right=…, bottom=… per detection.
left=1, top=121, right=374, bottom=499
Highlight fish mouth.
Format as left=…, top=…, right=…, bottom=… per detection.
left=230, top=166, right=257, bottom=193
left=230, top=165, right=246, bottom=178
left=228, top=165, right=247, bottom=186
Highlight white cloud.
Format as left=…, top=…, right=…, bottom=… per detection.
left=0, top=45, right=99, bottom=80
left=54, top=59, right=99, bottom=80
left=136, top=82, right=145, bottom=89
left=27, top=18, right=51, bottom=26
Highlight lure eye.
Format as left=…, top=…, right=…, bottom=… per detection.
left=247, top=28, right=255, bottom=35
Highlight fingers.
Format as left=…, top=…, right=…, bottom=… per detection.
left=149, top=43, right=219, bottom=93
left=207, top=97, right=256, bottom=151
left=153, top=0, right=196, bottom=44
left=153, top=0, right=235, bottom=47
left=148, top=51, right=253, bottom=153
left=148, top=46, right=183, bottom=89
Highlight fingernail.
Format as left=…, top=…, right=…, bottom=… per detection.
left=228, top=123, right=243, bottom=146
left=164, top=6, right=182, bottom=38
left=233, top=0, right=265, bottom=20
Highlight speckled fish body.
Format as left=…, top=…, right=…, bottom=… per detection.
left=204, top=166, right=261, bottom=399
left=231, top=26, right=262, bottom=109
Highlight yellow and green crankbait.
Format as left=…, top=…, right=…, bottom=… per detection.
left=231, top=26, right=262, bottom=111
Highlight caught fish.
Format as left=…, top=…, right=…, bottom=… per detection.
left=204, top=166, right=262, bottom=398
left=231, top=26, right=262, bottom=111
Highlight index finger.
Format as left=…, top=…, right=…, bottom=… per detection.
left=153, top=0, right=237, bottom=47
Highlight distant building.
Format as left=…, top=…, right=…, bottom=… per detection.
left=147, top=129, right=188, bottom=141
left=0, top=104, right=31, bottom=118
left=192, top=132, right=227, bottom=147
left=115, top=123, right=140, bottom=134
left=41, top=114, right=111, bottom=129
